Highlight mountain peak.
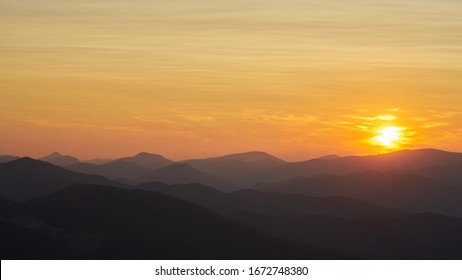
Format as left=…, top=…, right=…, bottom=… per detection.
left=133, top=152, right=166, bottom=158
left=317, top=155, right=341, bottom=160
left=10, top=157, right=37, bottom=164
left=39, top=152, right=80, bottom=166
left=6, top=157, right=67, bottom=170
left=219, top=151, right=285, bottom=163
left=40, top=152, right=63, bottom=160
left=118, top=152, right=174, bottom=168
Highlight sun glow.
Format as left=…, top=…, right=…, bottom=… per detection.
left=375, top=127, right=401, bottom=147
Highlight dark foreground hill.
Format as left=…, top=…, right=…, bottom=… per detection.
left=0, top=185, right=344, bottom=260
left=233, top=211, right=462, bottom=260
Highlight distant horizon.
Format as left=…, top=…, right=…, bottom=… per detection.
left=2, top=147, right=461, bottom=163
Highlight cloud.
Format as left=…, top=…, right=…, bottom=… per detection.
left=241, top=110, right=318, bottom=127
left=391, top=108, right=406, bottom=113
left=131, top=114, right=174, bottom=124
left=426, top=110, right=461, bottom=119
left=322, top=112, right=401, bottom=133
left=260, top=113, right=317, bottom=124
left=24, top=119, right=80, bottom=128
left=176, top=114, right=215, bottom=123
left=132, top=111, right=215, bottom=125
left=346, top=114, right=397, bottom=121
left=421, top=122, right=449, bottom=129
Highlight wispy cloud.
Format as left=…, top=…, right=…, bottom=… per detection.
left=242, top=110, right=318, bottom=127
left=346, top=114, right=397, bottom=121
left=132, top=111, right=216, bottom=125
left=421, top=122, right=449, bottom=129
left=24, top=119, right=80, bottom=128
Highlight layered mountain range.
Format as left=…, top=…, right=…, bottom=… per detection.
left=1, top=149, right=462, bottom=259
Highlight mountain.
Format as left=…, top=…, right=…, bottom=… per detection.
left=136, top=182, right=405, bottom=218
left=233, top=211, right=462, bottom=260
left=116, top=152, right=174, bottom=169
left=182, top=151, right=287, bottom=187
left=0, top=196, right=14, bottom=217
left=316, top=155, right=341, bottom=160
left=39, top=152, right=80, bottom=166
left=417, top=161, right=462, bottom=188
left=0, top=158, right=123, bottom=201
left=1, top=184, right=344, bottom=259
left=201, top=151, right=286, bottom=163
left=136, top=163, right=232, bottom=190
left=66, top=160, right=151, bottom=182
left=0, top=219, right=69, bottom=259
left=267, top=149, right=462, bottom=182
left=83, top=159, right=112, bottom=165
left=0, top=155, right=20, bottom=163
left=181, top=149, right=462, bottom=187
left=257, top=170, right=462, bottom=217
left=67, top=153, right=175, bottom=182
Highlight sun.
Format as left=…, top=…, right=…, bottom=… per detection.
left=375, top=126, right=401, bottom=147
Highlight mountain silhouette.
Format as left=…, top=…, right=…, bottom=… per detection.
left=233, top=211, right=462, bottom=259
left=65, top=153, right=176, bottom=183
left=417, top=161, right=462, bottom=188
left=137, top=182, right=405, bottom=218
left=116, top=152, right=174, bottom=169
left=136, top=163, right=232, bottom=190
left=0, top=155, right=20, bottom=163
left=83, top=158, right=112, bottom=165
left=0, top=219, right=69, bottom=259
left=60, top=149, right=462, bottom=189
left=176, top=149, right=462, bottom=187
left=201, top=151, right=286, bottom=163
left=66, top=160, right=151, bottom=182
left=183, top=152, right=286, bottom=188
left=0, top=158, right=123, bottom=201
left=258, top=170, right=462, bottom=217
left=316, top=155, right=341, bottom=160
left=268, top=149, right=462, bottom=182
left=2, top=184, right=345, bottom=259
left=3, top=148, right=462, bottom=260
left=0, top=196, right=14, bottom=217
left=39, top=152, right=80, bottom=166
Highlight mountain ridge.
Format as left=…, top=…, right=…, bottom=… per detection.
left=2, top=184, right=345, bottom=259
left=0, top=158, right=123, bottom=201
left=39, top=152, right=80, bottom=166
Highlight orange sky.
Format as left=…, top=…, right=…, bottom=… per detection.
left=1, top=0, right=462, bottom=161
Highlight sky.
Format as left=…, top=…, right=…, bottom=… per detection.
left=1, top=0, right=462, bottom=161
